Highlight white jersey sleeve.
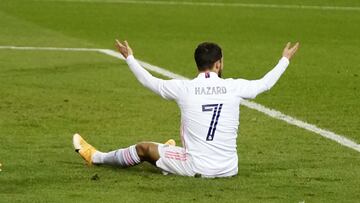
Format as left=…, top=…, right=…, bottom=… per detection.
left=126, top=55, right=184, bottom=100
left=234, top=57, right=289, bottom=99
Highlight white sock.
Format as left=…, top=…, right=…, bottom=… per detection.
left=92, top=145, right=141, bottom=167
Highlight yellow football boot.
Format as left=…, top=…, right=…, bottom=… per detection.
left=73, top=133, right=97, bottom=165
left=164, top=139, right=176, bottom=146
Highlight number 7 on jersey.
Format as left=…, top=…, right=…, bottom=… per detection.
left=202, top=104, right=223, bottom=141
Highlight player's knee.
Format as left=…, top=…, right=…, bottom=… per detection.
left=135, top=143, right=151, bottom=159
left=135, top=143, right=159, bottom=163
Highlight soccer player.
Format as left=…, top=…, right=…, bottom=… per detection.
left=73, top=40, right=299, bottom=178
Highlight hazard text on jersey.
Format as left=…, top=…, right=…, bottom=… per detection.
left=195, top=86, right=227, bottom=95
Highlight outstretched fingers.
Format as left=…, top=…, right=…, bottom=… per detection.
left=291, top=42, right=300, bottom=53
left=124, top=40, right=129, bottom=48
left=289, top=42, right=299, bottom=55
left=115, top=39, right=125, bottom=48
left=285, top=42, right=291, bottom=50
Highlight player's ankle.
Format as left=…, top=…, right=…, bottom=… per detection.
left=91, top=151, right=104, bottom=164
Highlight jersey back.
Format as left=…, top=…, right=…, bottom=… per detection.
left=176, top=72, right=241, bottom=176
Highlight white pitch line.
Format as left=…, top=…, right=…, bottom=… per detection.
left=241, top=100, right=360, bottom=152
left=44, top=0, right=360, bottom=12
left=1, top=45, right=359, bottom=153
left=0, top=45, right=103, bottom=52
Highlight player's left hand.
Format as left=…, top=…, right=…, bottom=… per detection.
left=282, top=42, right=299, bottom=60
left=115, top=39, right=133, bottom=59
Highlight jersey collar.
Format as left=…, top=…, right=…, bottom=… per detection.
left=197, top=71, right=219, bottom=79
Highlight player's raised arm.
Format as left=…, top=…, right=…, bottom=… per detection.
left=235, top=42, right=299, bottom=99
left=115, top=39, right=182, bottom=100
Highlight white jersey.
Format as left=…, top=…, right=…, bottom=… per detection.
left=126, top=55, right=289, bottom=176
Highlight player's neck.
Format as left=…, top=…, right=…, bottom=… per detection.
left=198, top=71, right=220, bottom=78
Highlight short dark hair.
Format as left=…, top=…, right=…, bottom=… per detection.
left=194, top=42, right=222, bottom=71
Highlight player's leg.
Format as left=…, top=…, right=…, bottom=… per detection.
left=92, top=142, right=162, bottom=166
left=73, top=134, right=173, bottom=167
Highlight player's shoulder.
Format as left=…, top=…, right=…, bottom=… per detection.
left=224, top=77, right=235, bottom=82
left=165, top=79, right=191, bottom=88
left=224, top=77, right=250, bottom=84
left=171, top=79, right=192, bottom=84
left=221, top=78, right=252, bottom=92
left=222, top=77, right=245, bottom=84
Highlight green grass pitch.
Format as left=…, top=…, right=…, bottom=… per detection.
left=0, top=0, right=359, bottom=202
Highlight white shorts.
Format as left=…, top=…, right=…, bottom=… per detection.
left=156, top=144, right=195, bottom=177
left=156, top=144, right=238, bottom=178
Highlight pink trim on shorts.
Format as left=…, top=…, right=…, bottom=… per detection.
left=165, top=151, right=187, bottom=161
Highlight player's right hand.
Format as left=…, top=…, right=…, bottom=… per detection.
left=282, top=42, right=299, bottom=60
left=115, top=39, right=133, bottom=59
